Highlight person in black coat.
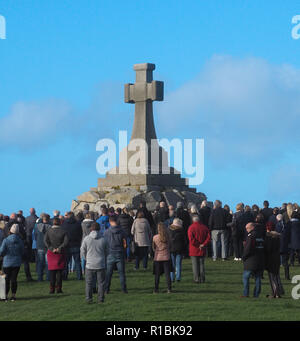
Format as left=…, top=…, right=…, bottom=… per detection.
left=260, top=201, right=273, bottom=224
left=61, top=212, right=83, bottom=280
left=175, top=202, right=191, bottom=257
left=168, top=218, right=187, bottom=282
left=264, top=222, right=284, bottom=298
left=117, top=207, right=134, bottom=261
left=275, top=214, right=291, bottom=280
left=231, top=204, right=245, bottom=260
left=242, top=223, right=265, bottom=298
left=208, top=200, right=229, bottom=261
left=153, top=201, right=169, bottom=225
left=289, top=211, right=300, bottom=266
left=199, top=200, right=211, bottom=227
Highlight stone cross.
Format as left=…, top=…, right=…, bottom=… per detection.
left=124, top=63, right=164, bottom=145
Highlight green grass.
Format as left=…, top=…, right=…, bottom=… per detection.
left=1, top=258, right=300, bottom=321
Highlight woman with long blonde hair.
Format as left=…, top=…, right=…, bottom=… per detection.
left=152, top=222, right=172, bottom=294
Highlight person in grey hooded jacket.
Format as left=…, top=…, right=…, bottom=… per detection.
left=80, top=222, right=109, bottom=304
left=34, top=214, right=51, bottom=281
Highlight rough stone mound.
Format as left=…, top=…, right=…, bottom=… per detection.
left=72, top=185, right=207, bottom=214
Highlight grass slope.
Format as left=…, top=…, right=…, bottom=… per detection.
left=1, top=259, right=300, bottom=321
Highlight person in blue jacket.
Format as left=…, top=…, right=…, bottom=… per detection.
left=0, top=224, right=24, bottom=301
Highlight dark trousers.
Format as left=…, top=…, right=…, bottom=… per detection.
left=135, top=246, right=148, bottom=269
left=290, top=249, right=300, bottom=265
left=154, top=261, right=171, bottom=291
left=64, top=247, right=82, bottom=280
left=49, top=270, right=63, bottom=289
left=281, top=254, right=290, bottom=279
left=267, top=272, right=284, bottom=297
left=232, top=235, right=243, bottom=259
left=85, top=268, right=106, bottom=302
left=3, top=266, right=20, bottom=296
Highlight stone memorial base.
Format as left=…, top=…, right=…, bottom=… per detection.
left=71, top=183, right=207, bottom=214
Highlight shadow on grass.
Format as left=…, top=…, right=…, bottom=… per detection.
left=18, top=294, right=71, bottom=301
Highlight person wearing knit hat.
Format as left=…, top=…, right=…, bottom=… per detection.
left=168, top=218, right=186, bottom=282
left=0, top=223, right=24, bottom=301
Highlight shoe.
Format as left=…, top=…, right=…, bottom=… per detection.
left=238, top=258, right=242, bottom=261
left=212, top=259, right=217, bottom=262
left=104, top=290, right=110, bottom=295
left=240, top=295, right=249, bottom=298
left=194, top=280, right=200, bottom=284
left=167, top=289, right=172, bottom=294
left=49, top=287, right=55, bottom=294
left=86, top=300, right=93, bottom=304
left=234, top=258, right=238, bottom=261
left=98, top=300, right=104, bottom=304
left=56, top=288, right=63, bottom=294
left=123, top=289, right=128, bottom=294
left=133, top=267, right=138, bottom=271
left=153, top=290, right=159, bottom=294
left=10, top=297, right=16, bottom=302
left=176, top=279, right=181, bottom=282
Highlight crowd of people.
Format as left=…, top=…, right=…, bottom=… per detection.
left=0, top=199, right=299, bottom=303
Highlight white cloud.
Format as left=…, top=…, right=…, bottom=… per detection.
left=157, top=55, right=300, bottom=167
left=0, top=99, right=73, bottom=148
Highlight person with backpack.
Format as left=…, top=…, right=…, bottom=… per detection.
left=96, top=207, right=110, bottom=237
left=104, top=216, right=128, bottom=294
left=117, top=207, right=134, bottom=261
left=80, top=222, right=109, bottom=304
left=167, top=218, right=186, bottom=282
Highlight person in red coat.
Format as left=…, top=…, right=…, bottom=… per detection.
left=188, top=215, right=211, bottom=283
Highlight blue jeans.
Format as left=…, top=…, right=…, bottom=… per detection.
left=170, top=253, right=183, bottom=281
left=126, top=236, right=132, bottom=259
left=105, top=252, right=127, bottom=292
left=36, top=249, right=49, bottom=281
left=65, top=247, right=82, bottom=280
left=243, top=270, right=262, bottom=297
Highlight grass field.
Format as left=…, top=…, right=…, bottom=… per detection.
left=1, top=258, right=300, bottom=321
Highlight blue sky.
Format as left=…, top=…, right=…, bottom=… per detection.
left=1, top=0, right=300, bottom=215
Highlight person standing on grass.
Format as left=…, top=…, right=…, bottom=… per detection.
left=117, top=207, right=134, bottom=262
left=152, top=222, right=172, bottom=294
left=264, top=222, right=284, bottom=299
left=0, top=224, right=24, bottom=302
left=241, top=222, right=265, bottom=298
left=104, top=216, right=128, bottom=294
left=208, top=200, right=229, bottom=261
left=168, top=218, right=186, bottom=282
left=80, top=222, right=109, bottom=304
left=61, top=212, right=83, bottom=281
left=44, top=218, right=68, bottom=294
left=131, top=211, right=152, bottom=270
left=275, top=214, right=291, bottom=280
left=188, top=215, right=211, bottom=283
left=34, top=214, right=51, bottom=282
